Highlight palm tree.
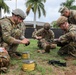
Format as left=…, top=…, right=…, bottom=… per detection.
left=0, top=0, right=10, bottom=18
left=60, top=0, right=76, bottom=9
left=25, top=0, right=46, bottom=28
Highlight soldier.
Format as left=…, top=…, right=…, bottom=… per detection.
left=33, top=23, right=57, bottom=53
left=32, top=28, right=37, bottom=38
left=59, top=6, right=76, bottom=24
left=0, top=8, right=30, bottom=59
left=55, top=16, right=76, bottom=57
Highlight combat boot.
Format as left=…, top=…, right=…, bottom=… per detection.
left=0, top=67, right=8, bottom=73
left=50, top=44, right=57, bottom=49
left=8, top=51, right=21, bottom=59
left=37, top=50, right=45, bottom=53
left=45, top=45, right=50, bottom=53
left=14, top=51, right=22, bottom=56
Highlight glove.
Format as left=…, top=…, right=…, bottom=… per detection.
left=25, top=41, right=30, bottom=46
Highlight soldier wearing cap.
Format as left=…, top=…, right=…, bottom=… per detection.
left=0, top=8, right=30, bottom=59
left=55, top=16, right=76, bottom=57
left=33, top=23, right=57, bottom=53
left=59, top=6, right=76, bottom=24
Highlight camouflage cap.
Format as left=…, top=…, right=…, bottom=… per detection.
left=56, top=16, right=68, bottom=26
left=43, top=23, right=51, bottom=30
left=12, top=8, right=26, bottom=19
left=59, top=6, right=69, bottom=15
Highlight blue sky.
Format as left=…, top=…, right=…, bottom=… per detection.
left=2, top=0, right=68, bottom=23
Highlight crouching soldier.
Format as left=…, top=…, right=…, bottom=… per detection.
left=55, top=16, right=76, bottom=57
left=0, top=9, right=30, bottom=59
left=33, top=23, right=57, bottom=53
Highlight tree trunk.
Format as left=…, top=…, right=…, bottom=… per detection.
left=33, top=12, right=36, bottom=28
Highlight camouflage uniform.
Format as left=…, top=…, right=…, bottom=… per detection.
left=32, top=29, right=37, bottom=38
left=68, top=10, right=76, bottom=24
left=0, top=48, right=10, bottom=72
left=0, top=9, right=26, bottom=72
left=59, top=6, right=69, bottom=15
left=59, top=6, right=76, bottom=24
left=35, top=26, right=56, bottom=53
left=0, top=17, right=25, bottom=52
left=57, top=16, right=76, bottom=56
left=0, top=8, right=26, bottom=52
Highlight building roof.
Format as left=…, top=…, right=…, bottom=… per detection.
left=24, top=21, right=46, bottom=26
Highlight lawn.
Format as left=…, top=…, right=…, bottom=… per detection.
left=1, top=39, right=76, bottom=75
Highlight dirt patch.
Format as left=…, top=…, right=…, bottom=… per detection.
left=47, top=58, right=76, bottom=75
left=1, top=59, right=76, bottom=75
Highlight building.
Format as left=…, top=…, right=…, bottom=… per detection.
left=24, top=21, right=63, bottom=38
left=24, top=21, right=45, bottom=30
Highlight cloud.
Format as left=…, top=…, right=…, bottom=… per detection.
left=36, top=0, right=65, bottom=22
left=2, top=0, right=67, bottom=23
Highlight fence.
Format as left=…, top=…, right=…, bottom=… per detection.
left=25, top=28, right=64, bottom=38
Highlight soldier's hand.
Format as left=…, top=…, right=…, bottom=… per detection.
left=53, top=39, right=60, bottom=44
left=54, top=39, right=59, bottom=42
left=21, top=38, right=30, bottom=44
left=36, top=36, right=42, bottom=40
left=25, top=41, right=30, bottom=46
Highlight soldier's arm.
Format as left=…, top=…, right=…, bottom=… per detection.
left=53, top=39, right=68, bottom=47
left=32, top=29, right=37, bottom=38
left=1, top=21, right=29, bottom=44
left=1, top=21, right=15, bottom=44
left=50, top=30, right=55, bottom=41
left=34, top=28, right=43, bottom=40
left=73, top=10, right=76, bottom=21
left=59, top=31, right=75, bottom=43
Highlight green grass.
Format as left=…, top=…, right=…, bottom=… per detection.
left=72, top=60, right=76, bottom=65
left=1, top=39, right=76, bottom=75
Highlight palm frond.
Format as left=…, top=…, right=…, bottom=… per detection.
left=0, top=0, right=10, bottom=13
left=26, top=4, right=32, bottom=15
left=25, top=0, right=46, bottom=18
left=60, top=0, right=76, bottom=10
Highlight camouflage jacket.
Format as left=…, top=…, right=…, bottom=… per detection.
left=68, top=10, right=76, bottom=24
left=0, top=17, right=25, bottom=44
left=59, top=24, right=76, bottom=43
left=34, top=28, right=55, bottom=41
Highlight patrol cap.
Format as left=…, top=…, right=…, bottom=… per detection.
left=43, top=23, right=50, bottom=30
left=59, top=6, right=69, bottom=15
left=56, top=16, right=68, bottom=26
left=12, top=8, right=26, bottom=19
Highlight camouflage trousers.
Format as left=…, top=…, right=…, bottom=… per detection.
left=58, top=42, right=76, bottom=57
left=38, top=39, right=56, bottom=53
left=0, top=42, right=19, bottom=52
left=0, top=48, right=10, bottom=73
